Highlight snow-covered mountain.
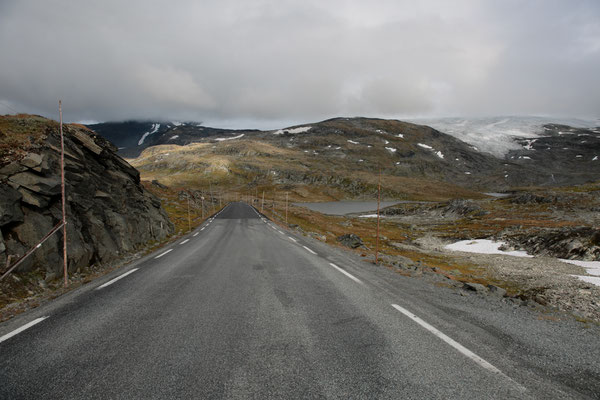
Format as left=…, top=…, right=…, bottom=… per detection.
left=409, top=116, right=599, bottom=157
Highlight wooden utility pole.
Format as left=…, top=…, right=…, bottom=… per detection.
left=375, top=168, right=381, bottom=264
left=59, top=100, right=68, bottom=287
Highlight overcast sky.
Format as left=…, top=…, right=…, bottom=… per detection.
left=1, top=0, right=598, bottom=128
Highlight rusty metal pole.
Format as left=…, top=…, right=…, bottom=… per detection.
left=375, top=168, right=381, bottom=264
left=285, top=192, right=288, bottom=224
left=187, top=195, right=191, bottom=232
left=59, top=100, right=68, bottom=287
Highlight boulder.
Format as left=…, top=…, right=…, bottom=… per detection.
left=337, top=233, right=364, bottom=249
left=19, top=152, right=43, bottom=171
left=462, top=282, right=488, bottom=294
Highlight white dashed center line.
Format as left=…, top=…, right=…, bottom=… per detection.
left=96, top=268, right=139, bottom=290
left=0, top=317, right=48, bottom=344
left=287, top=236, right=297, bottom=242
left=180, top=239, right=190, bottom=245
left=193, top=232, right=199, bottom=237
left=155, top=249, right=173, bottom=259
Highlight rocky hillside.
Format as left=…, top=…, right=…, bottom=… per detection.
left=0, top=115, right=174, bottom=279
left=89, top=117, right=600, bottom=191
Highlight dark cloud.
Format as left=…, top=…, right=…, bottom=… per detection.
left=1, top=0, right=598, bottom=127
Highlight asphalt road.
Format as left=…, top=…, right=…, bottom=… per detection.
left=1, top=202, right=599, bottom=399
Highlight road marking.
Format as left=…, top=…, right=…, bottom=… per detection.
left=97, top=268, right=139, bottom=290
left=155, top=249, right=173, bottom=259
left=329, top=263, right=363, bottom=284
left=193, top=232, right=199, bottom=237
left=303, top=246, right=317, bottom=255
left=391, top=304, right=503, bottom=374
left=0, top=317, right=48, bottom=344
left=277, top=230, right=284, bottom=234
left=180, top=239, right=190, bottom=245
left=287, top=236, right=297, bottom=242
left=201, top=227, right=205, bottom=231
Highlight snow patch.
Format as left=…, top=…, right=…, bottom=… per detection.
left=396, top=133, right=404, bottom=138
left=385, top=147, right=397, bottom=153
left=274, top=126, right=312, bottom=135
left=445, top=239, right=532, bottom=258
left=168, top=135, right=179, bottom=140
left=522, top=139, right=537, bottom=150
left=593, top=156, right=598, bottom=161
left=435, top=151, right=444, bottom=159
left=417, top=143, right=433, bottom=150
left=347, top=140, right=359, bottom=144
left=138, top=123, right=160, bottom=146
left=172, top=121, right=183, bottom=126
left=215, top=134, right=244, bottom=141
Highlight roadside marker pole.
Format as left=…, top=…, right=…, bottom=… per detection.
left=375, top=168, right=381, bottom=264
left=261, top=191, right=265, bottom=213
left=59, top=100, right=68, bottom=287
left=285, top=192, right=288, bottom=224
left=187, top=196, right=191, bottom=232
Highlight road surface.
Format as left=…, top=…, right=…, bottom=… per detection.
left=1, top=202, right=599, bottom=399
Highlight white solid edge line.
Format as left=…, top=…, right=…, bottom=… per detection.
left=302, top=246, right=317, bottom=255
left=287, top=236, right=297, bottom=242
left=0, top=316, right=48, bottom=344
left=155, top=249, right=173, bottom=259
left=200, top=227, right=205, bottom=231
left=193, top=232, right=199, bottom=237
left=329, top=263, right=363, bottom=284
left=390, top=303, right=526, bottom=391
left=97, top=268, right=139, bottom=290
left=180, top=239, right=190, bottom=245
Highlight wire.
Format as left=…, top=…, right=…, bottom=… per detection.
left=0, top=101, right=18, bottom=113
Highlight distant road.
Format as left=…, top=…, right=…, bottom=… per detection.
left=1, top=202, right=599, bottom=399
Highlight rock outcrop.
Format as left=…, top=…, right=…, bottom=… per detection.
left=0, top=115, right=174, bottom=277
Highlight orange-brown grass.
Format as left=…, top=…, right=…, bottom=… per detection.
left=259, top=197, right=513, bottom=290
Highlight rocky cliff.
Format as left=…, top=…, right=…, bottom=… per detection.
left=0, top=115, right=174, bottom=279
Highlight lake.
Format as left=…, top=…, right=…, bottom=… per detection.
left=293, top=201, right=403, bottom=216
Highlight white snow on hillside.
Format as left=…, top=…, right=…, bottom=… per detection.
left=409, top=116, right=598, bottom=157
left=385, top=147, right=397, bottom=153
left=138, top=123, right=160, bottom=145
left=435, top=151, right=444, bottom=159
left=347, top=140, right=359, bottom=144
left=417, top=143, right=433, bottom=149
left=273, top=126, right=311, bottom=135
left=168, top=135, right=179, bottom=140
left=215, top=134, right=244, bottom=141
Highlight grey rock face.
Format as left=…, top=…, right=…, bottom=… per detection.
left=0, top=122, right=174, bottom=275
left=0, top=186, right=23, bottom=226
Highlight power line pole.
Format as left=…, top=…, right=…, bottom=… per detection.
left=59, top=100, right=68, bottom=287
left=375, top=168, right=381, bottom=264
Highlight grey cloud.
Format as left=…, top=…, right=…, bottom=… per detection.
left=0, top=0, right=598, bottom=126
